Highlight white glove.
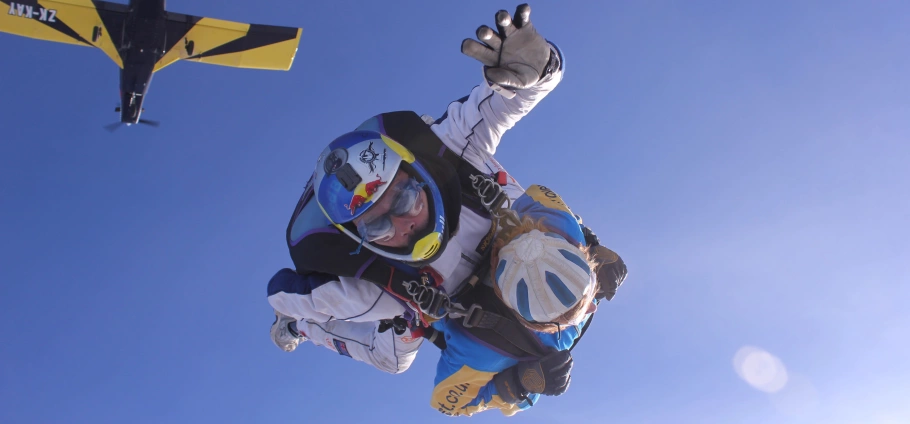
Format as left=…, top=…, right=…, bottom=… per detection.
left=461, top=4, right=555, bottom=98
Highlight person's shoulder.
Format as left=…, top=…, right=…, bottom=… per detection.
left=513, top=185, right=586, bottom=246
left=519, top=184, right=573, bottom=214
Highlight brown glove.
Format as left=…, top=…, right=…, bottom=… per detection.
left=590, top=245, right=627, bottom=301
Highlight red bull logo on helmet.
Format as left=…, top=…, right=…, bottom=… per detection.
left=344, top=174, right=386, bottom=215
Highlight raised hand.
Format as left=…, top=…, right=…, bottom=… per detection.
left=461, top=4, right=553, bottom=98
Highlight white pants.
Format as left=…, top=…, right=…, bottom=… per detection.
left=296, top=318, right=423, bottom=375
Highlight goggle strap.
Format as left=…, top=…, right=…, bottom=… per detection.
left=349, top=233, right=366, bottom=256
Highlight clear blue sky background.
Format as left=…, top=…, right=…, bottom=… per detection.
left=2, top=1, right=908, bottom=423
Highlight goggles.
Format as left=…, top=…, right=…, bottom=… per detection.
left=355, top=177, right=425, bottom=243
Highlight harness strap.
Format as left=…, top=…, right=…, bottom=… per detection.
left=458, top=306, right=553, bottom=358
left=375, top=170, right=513, bottom=328
left=379, top=111, right=492, bottom=217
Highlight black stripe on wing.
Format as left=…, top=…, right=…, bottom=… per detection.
left=186, top=23, right=298, bottom=59
left=91, top=0, right=129, bottom=63
left=162, top=12, right=201, bottom=57
left=1, top=0, right=92, bottom=45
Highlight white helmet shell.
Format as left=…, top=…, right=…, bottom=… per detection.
left=494, top=230, right=594, bottom=323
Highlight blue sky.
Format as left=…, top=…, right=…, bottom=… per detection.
left=1, top=0, right=908, bottom=423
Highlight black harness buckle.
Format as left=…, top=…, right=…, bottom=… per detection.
left=460, top=304, right=484, bottom=328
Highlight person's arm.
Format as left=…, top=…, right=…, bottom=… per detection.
left=428, top=320, right=573, bottom=417
left=293, top=318, right=423, bottom=375
left=430, top=352, right=574, bottom=417
left=430, top=4, right=564, bottom=167
left=430, top=345, right=528, bottom=417
left=431, top=372, right=533, bottom=417
left=266, top=268, right=407, bottom=323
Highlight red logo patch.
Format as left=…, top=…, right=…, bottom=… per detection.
left=344, top=174, right=386, bottom=215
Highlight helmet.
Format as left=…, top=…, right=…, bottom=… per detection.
left=494, top=229, right=594, bottom=323
left=312, top=125, right=447, bottom=263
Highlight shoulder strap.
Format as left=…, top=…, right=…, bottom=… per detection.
left=373, top=111, right=493, bottom=217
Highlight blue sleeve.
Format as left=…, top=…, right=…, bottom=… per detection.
left=511, top=184, right=586, bottom=246
left=429, top=319, right=530, bottom=416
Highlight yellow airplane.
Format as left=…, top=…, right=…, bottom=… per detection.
left=1, top=0, right=302, bottom=128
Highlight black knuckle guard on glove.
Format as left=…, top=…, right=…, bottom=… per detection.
left=591, top=245, right=628, bottom=301
left=492, top=349, right=574, bottom=403
left=581, top=223, right=601, bottom=246
left=579, top=222, right=629, bottom=301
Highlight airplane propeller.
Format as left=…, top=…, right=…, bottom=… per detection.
left=106, top=104, right=160, bottom=131
left=104, top=119, right=161, bottom=132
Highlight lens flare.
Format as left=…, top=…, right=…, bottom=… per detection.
left=732, top=345, right=789, bottom=393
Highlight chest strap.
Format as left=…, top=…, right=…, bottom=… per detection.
left=451, top=284, right=554, bottom=359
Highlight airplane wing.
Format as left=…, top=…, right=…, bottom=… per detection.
left=155, top=11, right=301, bottom=72
left=0, top=0, right=127, bottom=68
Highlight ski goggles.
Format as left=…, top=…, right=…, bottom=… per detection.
left=355, top=177, right=425, bottom=243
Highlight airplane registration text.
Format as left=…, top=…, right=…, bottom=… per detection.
left=8, top=2, right=57, bottom=22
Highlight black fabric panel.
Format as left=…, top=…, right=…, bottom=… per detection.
left=282, top=180, right=413, bottom=299
left=380, top=111, right=451, bottom=159
left=289, top=231, right=379, bottom=276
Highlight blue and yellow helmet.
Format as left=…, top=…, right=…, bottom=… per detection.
left=312, top=123, right=447, bottom=264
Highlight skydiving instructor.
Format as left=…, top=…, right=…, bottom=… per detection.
left=263, top=4, right=622, bottom=402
